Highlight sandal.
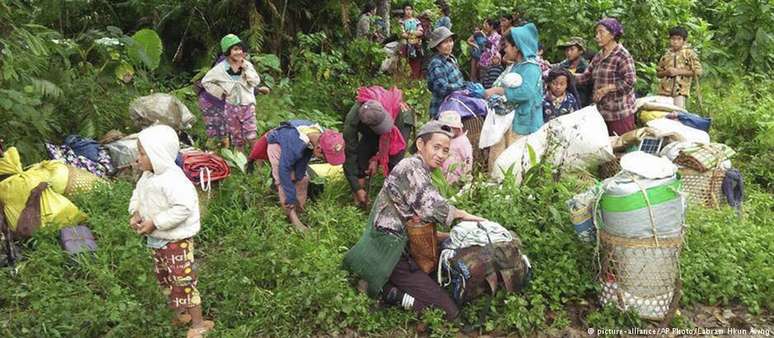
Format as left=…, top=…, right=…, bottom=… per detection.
left=186, top=320, right=215, bottom=338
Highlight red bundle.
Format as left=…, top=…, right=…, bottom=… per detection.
left=181, top=150, right=230, bottom=187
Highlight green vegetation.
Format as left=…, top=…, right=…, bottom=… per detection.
left=1, top=0, right=772, bottom=336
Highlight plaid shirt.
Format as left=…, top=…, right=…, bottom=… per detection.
left=576, top=44, right=636, bottom=121
left=427, top=54, right=466, bottom=117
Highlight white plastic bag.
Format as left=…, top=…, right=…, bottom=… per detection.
left=105, top=134, right=139, bottom=169
left=129, top=93, right=195, bottom=130
left=479, top=108, right=514, bottom=148
left=619, top=151, right=677, bottom=179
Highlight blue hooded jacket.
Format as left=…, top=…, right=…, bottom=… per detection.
left=504, top=23, right=544, bottom=135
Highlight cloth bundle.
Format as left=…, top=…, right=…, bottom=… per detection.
left=46, top=135, right=115, bottom=177
left=181, top=149, right=230, bottom=189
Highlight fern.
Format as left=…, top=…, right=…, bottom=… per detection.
left=29, top=78, right=63, bottom=98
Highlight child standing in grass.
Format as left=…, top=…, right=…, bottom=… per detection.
left=656, top=26, right=703, bottom=109
left=129, top=125, right=214, bottom=338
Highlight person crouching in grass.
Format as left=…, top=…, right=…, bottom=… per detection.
left=344, top=121, right=486, bottom=321
left=129, top=125, right=214, bottom=338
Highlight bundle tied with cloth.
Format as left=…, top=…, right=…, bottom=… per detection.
left=0, top=147, right=88, bottom=238
left=430, top=221, right=531, bottom=305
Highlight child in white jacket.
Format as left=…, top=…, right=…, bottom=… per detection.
left=129, top=125, right=213, bottom=337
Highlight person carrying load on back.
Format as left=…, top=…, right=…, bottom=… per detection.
left=246, top=120, right=345, bottom=232
left=426, top=26, right=485, bottom=119
left=343, top=121, right=486, bottom=321
left=343, top=86, right=414, bottom=209
left=200, top=34, right=269, bottom=151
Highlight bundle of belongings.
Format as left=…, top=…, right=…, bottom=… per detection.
left=306, top=163, right=344, bottom=200
left=380, top=42, right=401, bottom=74
left=436, top=221, right=532, bottom=305
left=568, top=152, right=686, bottom=320
left=670, top=142, right=740, bottom=209
left=180, top=148, right=230, bottom=190
left=129, top=93, right=196, bottom=131
left=604, top=124, right=740, bottom=209
left=103, top=93, right=196, bottom=176
left=598, top=95, right=741, bottom=210
left=635, top=96, right=711, bottom=132
left=491, top=105, right=614, bottom=183
left=0, top=147, right=89, bottom=238
left=46, top=135, right=115, bottom=178
left=596, top=152, right=685, bottom=321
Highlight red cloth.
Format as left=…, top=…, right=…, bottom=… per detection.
left=181, top=150, right=230, bottom=184
left=247, top=132, right=270, bottom=162
left=356, top=86, right=408, bottom=175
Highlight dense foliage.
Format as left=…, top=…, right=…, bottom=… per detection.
left=1, top=0, right=772, bottom=336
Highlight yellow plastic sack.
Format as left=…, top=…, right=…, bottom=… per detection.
left=0, top=147, right=87, bottom=231
left=26, top=160, right=70, bottom=194
left=640, top=110, right=669, bottom=123
left=308, top=163, right=344, bottom=180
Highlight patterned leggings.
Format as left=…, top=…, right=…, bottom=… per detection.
left=152, top=238, right=201, bottom=309
left=198, top=91, right=257, bottom=147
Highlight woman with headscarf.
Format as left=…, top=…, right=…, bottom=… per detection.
left=483, top=23, right=544, bottom=172
left=575, top=18, right=637, bottom=136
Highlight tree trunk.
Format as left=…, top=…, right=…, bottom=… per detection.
left=377, top=0, right=390, bottom=36
left=341, top=0, right=351, bottom=37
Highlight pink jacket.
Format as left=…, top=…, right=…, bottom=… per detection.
left=442, top=133, right=473, bottom=184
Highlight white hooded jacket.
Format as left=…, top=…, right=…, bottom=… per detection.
left=128, top=125, right=200, bottom=241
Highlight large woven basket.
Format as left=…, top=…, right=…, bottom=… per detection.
left=64, top=165, right=108, bottom=197
left=598, top=157, right=622, bottom=180
left=598, top=230, right=682, bottom=321
left=678, top=167, right=725, bottom=208
left=462, top=116, right=486, bottom=172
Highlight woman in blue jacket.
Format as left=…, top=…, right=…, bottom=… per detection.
left=483, top=23, right=544, bottom=171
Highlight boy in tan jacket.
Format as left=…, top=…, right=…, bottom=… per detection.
left=656, top=26, right=703, bottom=109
